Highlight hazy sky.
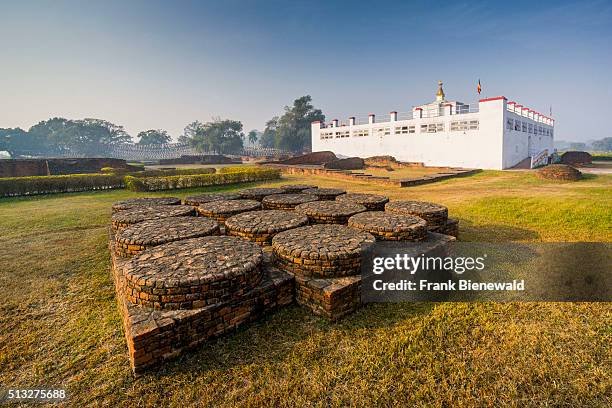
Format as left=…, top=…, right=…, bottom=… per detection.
left=1, top=0, right=611, bottom=142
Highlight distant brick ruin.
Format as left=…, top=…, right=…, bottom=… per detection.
left=0, top=158, right=135, bottom=177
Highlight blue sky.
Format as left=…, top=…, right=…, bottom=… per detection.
left=1, top=0, right=611, bottom=142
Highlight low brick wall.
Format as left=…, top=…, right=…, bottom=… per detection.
left=0, top=158, right=136, bottom=177
left=159, top=154, right=238, bottom=165
left=47, top=158, right=134, bottom=175
left=263, top=164, right=479, bottom=187
left=0, top=159, right=49, bottom=177
left=364, top=155, right=424, bottom=168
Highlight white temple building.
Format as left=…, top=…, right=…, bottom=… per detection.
left=311, top=82, right=555, bottom=169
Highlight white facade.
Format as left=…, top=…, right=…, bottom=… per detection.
left=311, top=86, right=555, bottom=170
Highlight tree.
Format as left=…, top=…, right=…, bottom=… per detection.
left=265, top=96, right=325, bottom=152
left=180, top=120, right=203, bottom=144
left=28, top=117, right=75, bottom=155
left=0, top=127, right=43, bottom=157
left=247, top=129, right=258, bottom=145
left=137, top=129, right=171, bottom=145
left=591, top=137, right=612, bottom=152
left=260, top=117, right=278, bottom=148
left=188, top=118, right=244, bottom=154
left=28, top=117, right=131, bottom=156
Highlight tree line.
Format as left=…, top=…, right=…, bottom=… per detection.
left=557, top=137, right=612, bottom=152
left=0, top=95, right=325, bottom=158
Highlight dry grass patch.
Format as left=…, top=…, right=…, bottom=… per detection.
left=0, top=171, right=610, bottom=406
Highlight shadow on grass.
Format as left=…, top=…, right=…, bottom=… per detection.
left=579, top=173, right=598, bottom=181
left=145, top=302, right=435, bottom=379
left=459, top=222, right=540, bottom=241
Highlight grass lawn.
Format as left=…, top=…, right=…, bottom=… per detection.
left=354, top=166, right=446, bottom=180
left=0, top=171, right=610, bottom=406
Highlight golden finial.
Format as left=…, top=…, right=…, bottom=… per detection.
left=436, top=80, right=445, bottom=101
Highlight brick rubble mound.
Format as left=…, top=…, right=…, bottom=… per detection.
left=536, top=164, right=582, bottom=181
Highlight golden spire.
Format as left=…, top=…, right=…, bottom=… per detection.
left=436, top=80, right=445, bottom=102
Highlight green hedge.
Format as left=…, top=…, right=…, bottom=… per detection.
left=0, top=174, right=125, bottom=197
left=0, top=167, right=275, bottom=197
left=124, top=168, right=281, bottom=192
left=591, top=154, right=612, bottom=161
left=217, top=166, right=255, bottom=174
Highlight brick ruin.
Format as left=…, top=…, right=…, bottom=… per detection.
left=109, top=188, right=460, bottom=374
left=537, top=164, right=582, bottom=181
left=262, top=193, right=318, bottom=210
left=559, top=151, right=592, bottom=166
left=195, top=199, right=261, bottom=225
left=225, top=210, right=309, bottom=245
left=0, top=158, right=136, bottom=177
left=112, top=197, right=182, bottom=213
left=294, top=201, right=367, bottom=224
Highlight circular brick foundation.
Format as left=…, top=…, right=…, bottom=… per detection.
left=336, top=193, right=389, bottom=211
left=239, top=187, right=286, bottom=201
left=195, top=199, right=261, bottom=224
left=111, top=205, right=196, bottom=231
left=295, top=201, right=366, bottom=224
left=262, top=193, right=319, bottom=210
left=123, top=236, right=263, bottom=310
left=115, top=216, right=220, bottom=257
left=225, top=210, right=309, bottom=245
left=272, top=224, right=375, bottom=278
left=302, top=187, right=346, bottom=200
left=112, top=197, right=181, bottom=213
left=184, top=192, right=241, bottom=206
left=348, top=211, right=427, bottom=241
left=280, top=184, right=318, bottom=193
left=385, top=200, right=448, bottom=228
